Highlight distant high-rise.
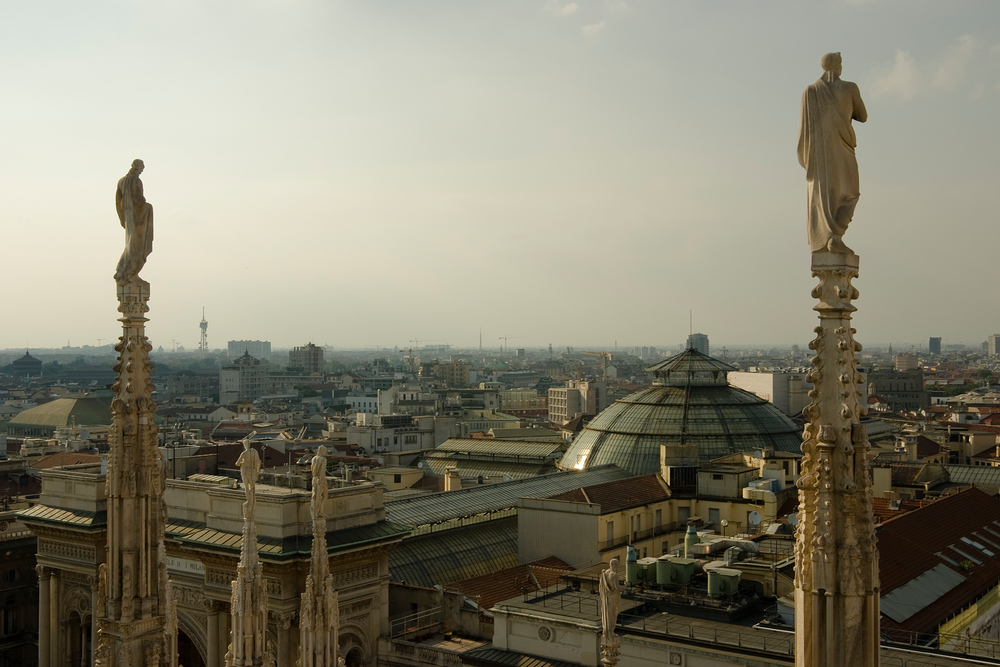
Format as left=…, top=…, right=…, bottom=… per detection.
left=988, top=334, right=1000, bottom=357
left=228, top=339, right=271, bottom=360
left=289, top=342, right=324, bottom=373
left=928, top=336, right=941, bottom=355
left=686, top=333, right=710, bottom=356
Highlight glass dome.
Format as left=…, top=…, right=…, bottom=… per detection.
left=558, top=349, right=802, bottom=476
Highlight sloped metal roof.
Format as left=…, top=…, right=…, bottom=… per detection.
left=462, top=646, right=581, bottom=667
left=383, top=466, right=629, bottom=529
left=645, top=348, right=736, bottom=375
left=433, top=439, right=565, bottom=458
left=880, top=563, right=966, bottom=623
left=166, top=518, right=409, bottom=560
left=389, top=517, right=519, bottom=587
left=19, top=504, right=105, bottom=528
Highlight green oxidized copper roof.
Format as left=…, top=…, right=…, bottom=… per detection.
left=9, top=397, right=112, bottom=428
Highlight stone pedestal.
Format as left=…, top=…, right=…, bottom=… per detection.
left=794, top=252, right=879, bottom=667
left=600, top=635, right=620, bottom=667
left=95, top=281, right=173, bottom=667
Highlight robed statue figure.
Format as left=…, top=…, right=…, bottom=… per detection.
left=798, top=53, right=867, bottom=254
left=115, top=159, right=154, bottom=285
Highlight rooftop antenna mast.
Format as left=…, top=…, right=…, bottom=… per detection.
left=199, top=307, right=209, bottom=355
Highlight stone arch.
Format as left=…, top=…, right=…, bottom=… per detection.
left=338, top=621, right=372, bottom=667
left=177, top=608, right=209, bottom=666
left=62, top=585, right=93, bottom=623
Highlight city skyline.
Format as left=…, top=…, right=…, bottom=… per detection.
left=3, top=2, right=999, bottom=350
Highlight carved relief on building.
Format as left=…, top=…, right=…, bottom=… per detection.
left=174, top=585, right=208, bottom=609
left=332, top=563, right=378, bottom=587
left=39, top=538, right=97, bottom=563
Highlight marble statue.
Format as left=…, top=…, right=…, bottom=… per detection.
left=236, top=439, right=261, bottom=516
left=598, top=559, right=620, bottom=641
left=115, top=159, right=154, bottom=285
left=598, top=558, right=621, bottom=667
left=797, top=52, right=867, bottom=254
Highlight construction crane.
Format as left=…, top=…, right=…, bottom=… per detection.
left=582, top=351, right=613, bottom=379
left=498, top=336, right=527, bottom=354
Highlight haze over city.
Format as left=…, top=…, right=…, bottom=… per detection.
left=2, top=1, right=998, bottom=350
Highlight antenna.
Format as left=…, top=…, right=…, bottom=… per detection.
left=689, top=309, right=693, bottom=336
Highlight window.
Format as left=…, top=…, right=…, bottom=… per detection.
left=712, top=474, right=723, bottom=481
left=709, top=508, right=720, bottom=525
left=655, top=509, right=662, bottom=528
left=606, top=521, right=614, bottom=544
left=678, top=506, right=690, bottom=524
left=393, top=474, right=401, bottom=484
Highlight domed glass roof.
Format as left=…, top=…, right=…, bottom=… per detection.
left=558, top=349, right=802, bottom=476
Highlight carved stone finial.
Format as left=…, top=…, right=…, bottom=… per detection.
left=794, top=253, right=879, bottom=667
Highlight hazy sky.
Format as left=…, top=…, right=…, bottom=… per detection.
left=2, top=1, right=998, bottom=352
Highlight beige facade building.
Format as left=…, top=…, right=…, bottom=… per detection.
left=21, top=463, right=407, bottom=667
left=289, top=342, right=325, bottom=374
left=547, top=381, right=607, bottom=426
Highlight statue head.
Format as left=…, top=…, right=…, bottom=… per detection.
left=130, top=158, right=145, bottom=174
left=609, top=557, right=619, bottom=572
left=820, top=52, right=842, bottom=74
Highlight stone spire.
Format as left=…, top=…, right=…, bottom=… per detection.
left=794, top=251, right=880, bottom=667
left=226, top=439, right=274, bottom=667
left=95, top=278, right=174, bottom=666
left=299, top=446, right=340, bottom=667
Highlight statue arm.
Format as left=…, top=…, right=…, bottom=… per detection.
left=850, top=83, right=867, bottom=123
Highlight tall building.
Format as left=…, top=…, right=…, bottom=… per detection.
left=227, top=339, right=271, bottom=360
left=894, top=353, right=919, bottom=371
left=988, top=334, right=1000, bottom=357
left=547, top=380, right=608, bottom=426
left=289, top=342, right=324, bottom=373
left=928, top=336, right=942, bottom=354
left=686, top=332, right=709, bottom=355
left=868, top=368, right=929, bottom=412
left=219, top=351, right=269, bottom=402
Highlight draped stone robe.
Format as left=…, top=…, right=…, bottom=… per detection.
left=115, top=170, right=154, bottom=284
left=797, top=76, right=866, bottom=252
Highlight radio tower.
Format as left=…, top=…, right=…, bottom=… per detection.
left=199, top=307, right=208, bottom=355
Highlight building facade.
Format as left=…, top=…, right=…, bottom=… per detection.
left=289, top=343, right=324, bottom=374
left=20, top=462, right=408, bottom=667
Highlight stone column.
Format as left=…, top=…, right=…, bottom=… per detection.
left=50, top=572, right=60, bottom=666
left=207, top=603, right=219, bottom=667
left=38, top=566, right=51, bottom=667
left=274, top=612, right=295, bottom=667
left=794, top=252, right=879, bottom=667
left=218, top=603, right=229, bottom=667
left=80, top=622, right=89, bottom=667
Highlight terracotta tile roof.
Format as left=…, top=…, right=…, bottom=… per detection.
left=914, top=435, right=943, bottom=458
left=547, top=473, right=669, bottom=514
left=877, top=487, right=1000, bottom=634
left=448, top=556, right=573, bottom=610
left=871, top=497, right=932, bottom=524
left=982, top=413, right=1000, bottom=424
left=890, top=464, right=924, bottom=487
left=29, top=451, right=102, bottom=469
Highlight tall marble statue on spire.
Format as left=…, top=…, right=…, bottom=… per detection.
left=794, top=58, right=880, bottom=667
left=798, top=52, right=868, bottom=254
left=114, top=159, right=154, bottom=286
left=226, top=439, right=275, bottom=667
left=95, top=160, right=175, bottom=667
left=299, top=446, right=341, bottom=667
